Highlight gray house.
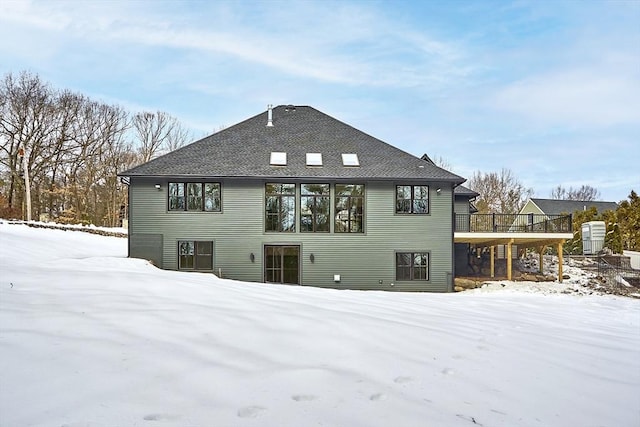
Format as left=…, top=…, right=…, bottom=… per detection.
left=119, top=105, right=471, bottom=292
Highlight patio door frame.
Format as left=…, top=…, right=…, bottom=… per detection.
left=264, top=244, right=301, bottom=285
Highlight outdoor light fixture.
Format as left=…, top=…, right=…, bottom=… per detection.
left=436, top=188, right=442, bottom=194
left=154, top=184, right=161, bottom=190
left=310, top=253, right=315, bottom=263
left=250, top=253, right=255, bottom=263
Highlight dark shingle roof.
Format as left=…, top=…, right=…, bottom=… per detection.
left=530, top=198, right=618, bottom=215
left=454, top=185, right=479, bottom=197
left=120, top=105, right=465, bottom=183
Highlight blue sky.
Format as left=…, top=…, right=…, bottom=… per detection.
left=1, top=0, right=638, bottom=202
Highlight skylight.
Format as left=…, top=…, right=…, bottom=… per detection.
left=270, top=152, right=287, bottom=166
left=306, top=153, right=323, bottom=166
left=341, top=153, right=360, bottom=167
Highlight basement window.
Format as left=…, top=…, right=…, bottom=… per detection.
left=396, top=252, right=429, bottom=281
left=178, top=241, right=213, bottom=270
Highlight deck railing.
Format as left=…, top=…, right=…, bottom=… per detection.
left=454, top=213, right=572, bottom=233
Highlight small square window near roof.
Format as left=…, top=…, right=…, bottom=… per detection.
left=341, top=153, right=360, bottom=167
left=270, top=152, right=287, bottom=166
left=306, top=153, right=323, bottom=166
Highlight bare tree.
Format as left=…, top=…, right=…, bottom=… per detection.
left=1, top=71, right=192, bottom=225
left=163, top=124, right=191, bottom=153
left=550, top=184, right=600, bottom=201
left=0, top=71, right=58, bottom=220
left=433, top=155, right=452, bottom=170
left=468, top=168, right=533, bottom=214
left=66, top=102, right=131, bottom=224
left=133, top=111, right=190, bottom=162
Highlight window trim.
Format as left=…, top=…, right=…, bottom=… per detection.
left=263, top=244, right=301, bottom=284
left=395, top=184, right=429, bottom=215
left=395, top=251, right=430, bottom=281
left=334, top=183, right=365, bottom=233
left=300, top=183, right=330, bottom=233
left=178, top=240, right=214, bottom=271
left=265, top=183, right=296, bottom=233
left=168, top=182, right=222, bottom=212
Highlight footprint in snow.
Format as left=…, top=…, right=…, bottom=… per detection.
left=237, top=406, right=267, bottom=418
left=369, top=393, right=387, bottom=401
left=60, top=423, right=105, bottom=427
left=393, top=376, right=413, bottom=384
left=441, top=368, right=455, bottom=375
left=292, top=394, right=317, bottom=402
left=143, top=413, right=179, bottom=421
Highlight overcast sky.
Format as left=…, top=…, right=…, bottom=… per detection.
left=1, top=0, right=638, bottom=202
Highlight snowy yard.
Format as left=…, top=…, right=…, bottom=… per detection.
left=0, top=222, right=638, bottom=427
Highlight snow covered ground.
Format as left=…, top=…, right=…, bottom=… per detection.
left=0, top=222, right=638, bottom=427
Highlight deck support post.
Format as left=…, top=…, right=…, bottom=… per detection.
left=490, top=245, right=495, bottom=278
left=506, top=239, right=514, bottom=281
left=557, top=241, right=564, bottom=283
left=538, top=246, right=546, bottom=274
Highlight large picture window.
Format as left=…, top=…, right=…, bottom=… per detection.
left=169, top=182, right=221, bottom=212
left=396, top=185, right=429, bottom=214
left=265, top=183, right=296, bottom=232
left=179, top=241, right=213, bottom=270
left=335, top=184, right=364, bottom=233
left=396, top=252, right=429, bottom=281
left=301, top=184, right=330, bottom=232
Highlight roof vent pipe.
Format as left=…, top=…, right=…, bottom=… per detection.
left=266, top=104, right=274, bottom=127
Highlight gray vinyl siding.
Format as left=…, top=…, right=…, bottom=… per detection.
left=128, top=177, right=454, bottom=292
left=453, top=196, right=471, bottom=276
left=454, top=198, right=470, bottom=215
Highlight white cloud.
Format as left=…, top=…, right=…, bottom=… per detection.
left=0, top=0, right=470, bottom=90
left=490, top=58, right=640, bottom=127
left=0, top=0, right=71, bottom=31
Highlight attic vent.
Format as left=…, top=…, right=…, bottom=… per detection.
left=270, top=152, right=287, bottom=166
left=285, top=105, right=296, bottom=112
left=341, top=153, right=360, bottom=167
left=306, top=153, right=323, bottom=166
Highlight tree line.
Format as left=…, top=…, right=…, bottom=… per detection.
left=0, top=71, right=191, bottom=226
left=2, top=71, right=638, bottom=250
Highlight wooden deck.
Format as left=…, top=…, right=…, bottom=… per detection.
left=454, top=213, right=574, bottom=282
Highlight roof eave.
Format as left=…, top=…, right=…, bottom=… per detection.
left=118, top=172, right=465, bottom=183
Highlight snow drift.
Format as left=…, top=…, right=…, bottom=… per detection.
left=0, top=222, right=638, bottom=427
